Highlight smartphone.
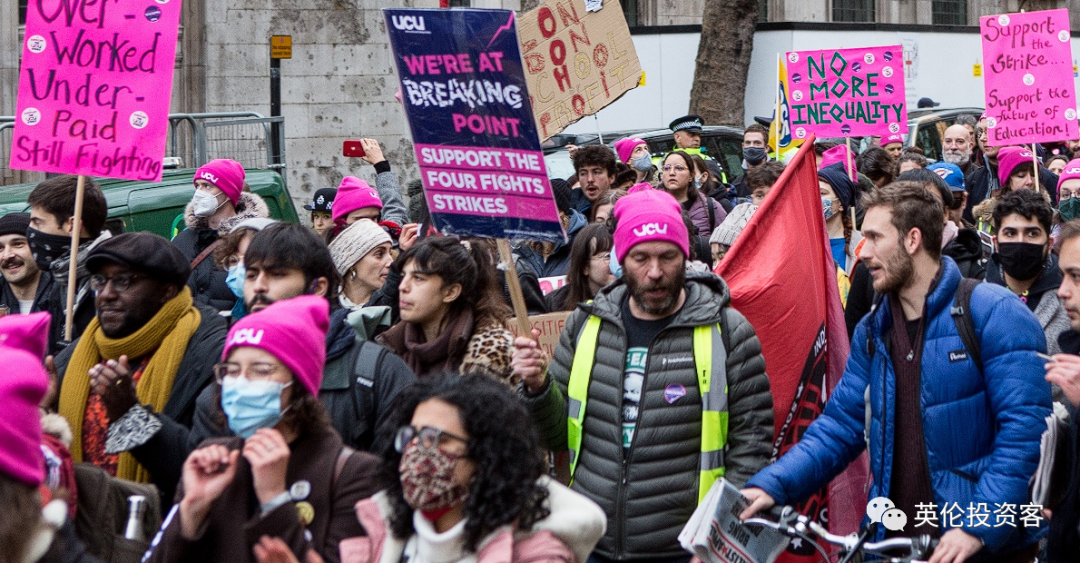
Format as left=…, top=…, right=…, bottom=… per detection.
left=343, top=140, right=365, bottom=158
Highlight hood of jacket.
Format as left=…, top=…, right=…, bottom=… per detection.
left=986, top=248, right=1062, bottom=299
left=325, top=306, right=357, bottom=363
left=942, top=228, right=984, bottom=263
left=184, top=191, right=270, bottom=235
left=584, top=270, right=730, bottom=328
left=346, top=305, right=393, bottom=341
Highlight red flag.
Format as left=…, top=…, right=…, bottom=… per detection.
left=715, top=138, right=868, bottom=562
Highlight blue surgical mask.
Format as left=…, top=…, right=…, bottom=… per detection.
left=220, top=376, right=292, bottom=438
left=632, top=153, right=652, bottom=172
left=225, top=262, right=245, bottom=298
left=822, top=198, right=836, bottom=220
left=609, top=245, right=622, bottom=278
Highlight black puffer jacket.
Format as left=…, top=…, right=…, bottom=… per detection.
left=522, top=271, right=773, bottom=560
left=171, top=192, right=270, bottom=311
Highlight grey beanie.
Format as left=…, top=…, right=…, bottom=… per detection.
left=328, top=219, right=392, bottom=276
left=710, top=202, right=757, bottom=247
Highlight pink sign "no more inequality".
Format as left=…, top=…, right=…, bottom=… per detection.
left=11, top=0, right=183, bottom=182
left=785, top=45, right=908, bottom=140
left=980, top=9, right=1077, bottom=146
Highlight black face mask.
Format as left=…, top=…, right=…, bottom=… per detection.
left=27, top=227, right=82, bottom=270
left=743, top=146, right=767, bottom=165
left=995, top=242, right=1047, bottom=281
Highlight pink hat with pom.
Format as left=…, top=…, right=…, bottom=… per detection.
left=223, top=296, right=329, bottom=397
left=612, top=184, right=688, bottom=262
left=331, top=177, right=383, bottom=225
left=0, top=312, right=51, bottom=486
left=614, top=137, right=647, bottom=164
left=194, top=159, right=246, bottom=206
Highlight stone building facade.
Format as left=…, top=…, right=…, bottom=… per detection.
left=3, top=0, right=1079, bottom=203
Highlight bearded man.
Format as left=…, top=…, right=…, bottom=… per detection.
left=511, top=185, right=773, bottom=563
left=741, top=182, right=1051, bottom=563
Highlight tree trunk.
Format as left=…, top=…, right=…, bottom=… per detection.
left=689, top=0, right=758, bottom=126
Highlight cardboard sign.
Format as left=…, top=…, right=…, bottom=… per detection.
left=386, top=9, right=564, bottom=243
left=785, top=45, right=908, bottom=139
left=508, top=311, right=571, bottom=360
left=980, top=9, right=1077, bottom=146
left=11, top=0, right=183, bottom=181
left=517, top=0, right=641, bottom=140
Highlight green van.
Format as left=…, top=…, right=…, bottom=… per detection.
left=0, top=168, right=299, bottom=239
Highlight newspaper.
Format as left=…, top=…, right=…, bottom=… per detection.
left=679, top=479, right=790, bottom=563
left=1031, top=412, right=1070, bottom=508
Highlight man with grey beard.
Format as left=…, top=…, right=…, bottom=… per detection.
left=941, top=124, right=974, bottom=176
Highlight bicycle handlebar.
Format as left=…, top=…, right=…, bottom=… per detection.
left=744, top=506, right=938, bottom=562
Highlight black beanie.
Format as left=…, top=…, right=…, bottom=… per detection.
left=0, top=213, right=31, bottom=238
left=551, top=179, right=572, bottom=215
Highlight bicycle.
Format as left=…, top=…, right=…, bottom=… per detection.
left=743, top=505, right=939, bottom=563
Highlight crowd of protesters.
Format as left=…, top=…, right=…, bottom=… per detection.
left=5, top=108, right=1080, bottom=563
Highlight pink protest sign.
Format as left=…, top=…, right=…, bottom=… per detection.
left=10, top=0, right=183, bottom=181
left=785, top=45, right=907, bottom=139
left=980, top=9, right=1077, bottom=146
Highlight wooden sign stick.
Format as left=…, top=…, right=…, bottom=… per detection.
left=64, top=174, right=86, bottom=341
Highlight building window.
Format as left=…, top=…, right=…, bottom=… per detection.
left=932, top=0, right=967, bottom=25
left=758, top=0, right=768, bottom=22
left=20, top=0, right=28, bottom=24
left=622, top=0, right=638, bottom=27
left=448, top=0, right=470, bottom=7
left=832, top=0, right=874, bottom=23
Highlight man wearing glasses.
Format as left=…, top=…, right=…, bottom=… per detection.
left=50, top=232, right=227, bottom=501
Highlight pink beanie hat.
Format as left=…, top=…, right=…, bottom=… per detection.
left=332, top=177, right=383, bottom=225
left=819, top=144, right=857, bottom=174
left=613, top=184, right=688, bottom=262
left=194, top=159, right=246, bottom=206
left=996, top=147, right=1036, bottom=188
left=879, top=133, right=904, bottom=146
left=614, top=137, right=647, bottom=164
left=0, top=312, right=51, bottom=486
left=223, top=295, right=329, bottom=397
left=1058, top=159, right=1080, bottom=192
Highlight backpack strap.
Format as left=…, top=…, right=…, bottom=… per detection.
left=333, top=445, right=356, bottom=490
left=706, top=195, right=717, bottom=232
left=190, top=239, right=222, bottom=269
left=950, top=277, right=983, bottom=372
left=350, top=341, right=388, bottom=449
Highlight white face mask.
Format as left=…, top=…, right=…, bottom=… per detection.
left=191, top=189, right=223, bottom=217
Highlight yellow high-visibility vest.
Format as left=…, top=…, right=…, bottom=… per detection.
left=566, top=316, right=728, bottom=503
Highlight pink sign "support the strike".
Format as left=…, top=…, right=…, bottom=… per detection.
left=981, top=9, right=1077, bottom=146
left=785, top=45, right=908, bottom=139
left=11, top=0, right=182, bottom=181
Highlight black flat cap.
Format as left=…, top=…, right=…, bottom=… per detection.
left=86, top=232, right=191, bottom=286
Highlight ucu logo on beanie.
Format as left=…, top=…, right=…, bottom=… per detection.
left=229, top=328, right=264, bottom=346
left=633, top=222, right=669, bottom=237
left=1066, top=167, right=1080, bottom=175
left=200, top=171, right=220, bottom=184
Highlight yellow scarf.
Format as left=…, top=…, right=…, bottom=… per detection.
left=58, top=287, right=202, bottom=482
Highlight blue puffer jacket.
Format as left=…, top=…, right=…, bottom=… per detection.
left=747, top=257, right=1052, bottom=552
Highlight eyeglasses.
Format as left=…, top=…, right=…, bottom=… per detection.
left=394, top=425, right=469, bottom=454
left=591, top=253, right=611, bottom=262
left=213, top=362, right=284, bottom=383
left=661, top=165, right=688, bottom=173
left=89, top=273, right=145, bottom=293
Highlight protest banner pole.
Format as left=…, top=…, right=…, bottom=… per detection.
left=774, top=54, right=782, bottom=158
left=1033, top=143, right=1041, bottom=192
left=496, top=239, right=532, bottom=336
left=64, top=175, right=86, bottom=341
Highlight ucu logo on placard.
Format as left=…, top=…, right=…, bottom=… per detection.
left=200, top=171, right=220, bottom=183
left=391, top=15, right=426, bottom=31
left=230, top=328, right=264, bottom=346
left=633, top=223, right=668, bottom=237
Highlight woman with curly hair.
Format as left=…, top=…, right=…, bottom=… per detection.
left=377, top=237, right=515, bottom=382
left=253, top=373, right=603, bottom=563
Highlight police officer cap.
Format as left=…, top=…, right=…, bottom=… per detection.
left=669, top=115, right=704, bottom=134
left=304, top=188, right=337, bottom=212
